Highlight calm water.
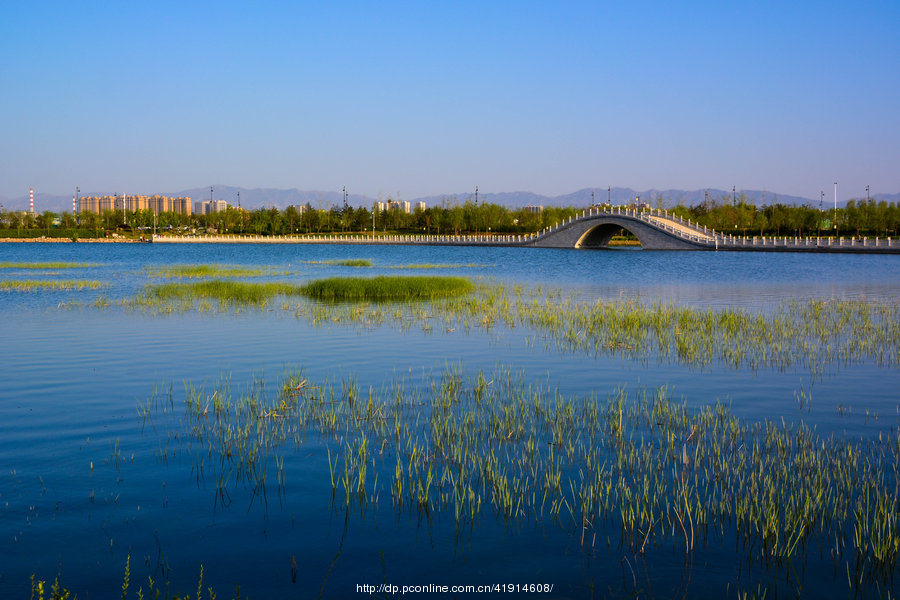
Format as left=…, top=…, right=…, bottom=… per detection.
left=1, top=242, right=899, bottom=598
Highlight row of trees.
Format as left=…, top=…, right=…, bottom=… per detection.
left=2, top=194, right=899, bottom=238
left=671, top=195, right=900, bottom=237
left=0, top=198, right=580, bottom=237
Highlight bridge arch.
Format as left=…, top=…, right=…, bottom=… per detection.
left=530, top=213, right=712, bottom=250
left=575, top=221, right=643, bottom=248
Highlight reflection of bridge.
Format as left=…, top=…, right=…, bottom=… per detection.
left=155, top=207, right=900, bottom=253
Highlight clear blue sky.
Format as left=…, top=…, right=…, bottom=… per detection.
left=2, top=1, right=898, bottom=203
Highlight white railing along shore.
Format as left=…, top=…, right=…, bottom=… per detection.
left=152, top=207, right=895, bottom=251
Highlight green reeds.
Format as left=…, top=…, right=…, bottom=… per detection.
left=142, top=280, right=303, bottom=305
left=0, top=261, right=94, bottom=269
left=30, top=555, right=238, bottom=600
left=387, top=263, right=491, bottom=270
left=0, top=279, right=103, bottom=291
left=144, top=264, right=269, bottom=278
left=303, top=259, right=372, bottom=267
left=290, top=282, right=899, bottom=373
left=140, top=366, right=900, bottom=596
left=112, top=279, right=900, bottom=374
left=299, top=276, right=473, bottom=301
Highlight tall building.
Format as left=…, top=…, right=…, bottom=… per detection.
left=194, top=200, right=229, bottom=214
left=78, top=194, right=192, bottom=216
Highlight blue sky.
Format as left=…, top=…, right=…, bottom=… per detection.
left=2, top=1, right=898, bottom=203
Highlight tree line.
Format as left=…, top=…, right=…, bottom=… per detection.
left=2, top=193, right=899, bottom=238
left=670, top=194, right=900, bottom=237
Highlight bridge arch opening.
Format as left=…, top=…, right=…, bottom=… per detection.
left=576, top=223, right=643, bottom=249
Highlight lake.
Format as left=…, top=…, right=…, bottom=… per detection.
left=2, top=242, right=899, bottom=599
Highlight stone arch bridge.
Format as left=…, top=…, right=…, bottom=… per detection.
left=526, top=206, right=714, bottom=250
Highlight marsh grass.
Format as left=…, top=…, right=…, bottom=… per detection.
left=140, top=367, right=900, bottom=597
left=144, top=264, right=271, bottom=278
left=387, top=263, right=492, bottom=270
left=142, top=280, right=303, bottom=306
left=0, top=261, right=95, bottom=269
left=303, top=259, right=372, bottom=267
left=0, top=279, right=104, bottom=291
left=30, top=555, right=245, bottom=600
left=290, top=283, right=900, bottom=373
left=300, top=276, right=473, bottom=301
left=114, top=279, right=899, bottom=373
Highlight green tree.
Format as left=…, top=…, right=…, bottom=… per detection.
left=284, top=205, right=300, bottom=234
left=36, top=210, right=57, bottom=232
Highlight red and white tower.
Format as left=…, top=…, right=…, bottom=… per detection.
left=29, top=187, right=34, bottom=213
left=73, top=194, right=77, bottom=213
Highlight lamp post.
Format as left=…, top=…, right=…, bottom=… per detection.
left=866, top=185, right=870, bottom=203
left=834, top=182, right=838, bottom=235
left=475, top=185, right=479, bottom=234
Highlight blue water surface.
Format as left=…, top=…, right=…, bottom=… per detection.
left=1, top=242, right=898, bottom=598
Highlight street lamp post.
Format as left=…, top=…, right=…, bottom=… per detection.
left=834, top=182, right=838, bottom=235
left=475, top=185, right=479, bottom=234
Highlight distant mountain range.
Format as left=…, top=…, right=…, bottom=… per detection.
left=3, top=185, right=899, bottom=214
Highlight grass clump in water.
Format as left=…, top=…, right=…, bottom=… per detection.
left=0, top=279, right=103, bottom=291
left=144, top=263, right=268, bottom=278
left=0, top=261, right=95, bottom=269
left=145, top=280, right=302, bottom=305
left=388, top=263, right=491, bottom=270
left=300, top=275, right=473, bottom=301
left=303, top=259, right=372, bottom=267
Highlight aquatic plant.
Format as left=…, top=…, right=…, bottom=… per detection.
left=139, top=367, right=900, bottom=597
left=0, top=279, right=103, bottom=291
left=387, top=263, right=491, bottom=270
left=141, top=280, right=303, bottom=306
left=292, top=282, right=900, bottom=373
left=0, top=262, right=95, bottom=269
left=113, top=279, right=900, bottom=373
left=29, top=555, right=244, bottom=600
left=299, top=276, right=473, bottom=301
left=302, top=259, right=372, bottom=267
left=143, top=264, right=270, bottom=278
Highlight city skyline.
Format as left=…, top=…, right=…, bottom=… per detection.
left=2, top=2, right=898, bottom=202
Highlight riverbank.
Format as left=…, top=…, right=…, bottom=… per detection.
left=0, top=237, right=145, bottom=243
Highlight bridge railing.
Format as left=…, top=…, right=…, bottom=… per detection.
left=155, top=216, right=895, bottom=250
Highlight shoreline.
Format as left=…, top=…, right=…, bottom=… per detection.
left=0, top=237, right=143, bottom=243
